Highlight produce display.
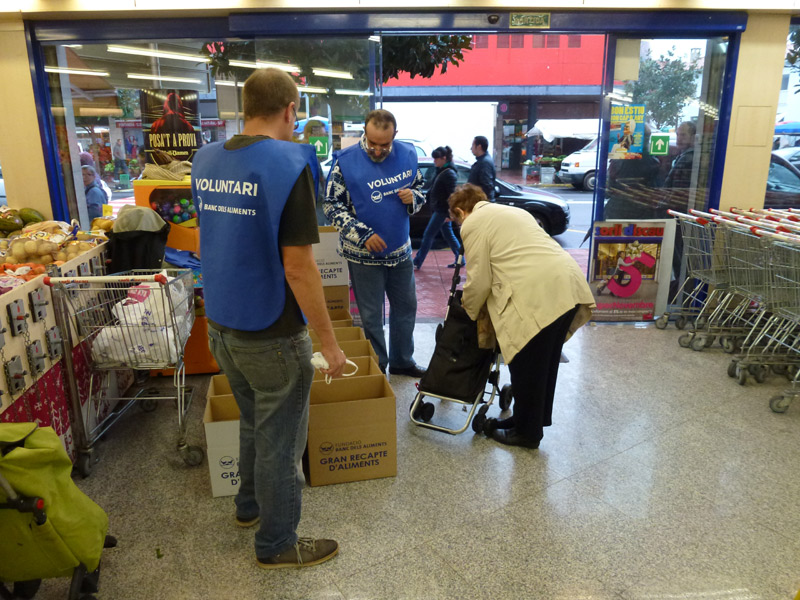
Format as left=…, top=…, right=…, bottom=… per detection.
left=0, top=208, right=107, bottom=293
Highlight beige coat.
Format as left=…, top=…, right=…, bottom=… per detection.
left=461, top=201, right=595, bottom=363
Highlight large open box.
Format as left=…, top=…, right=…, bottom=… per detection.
left=307, top=374, right=396, bottom=486
left=309, top=326, right=365, bottom=345
left=203, top=375, right=240, bottom=497
left=323, top=285, right=350, bottom=315
left=312, top=356, right=382, bottom=382
left=313, top=226, right=348, bottom=287
left=312, top=339, right=378, bottom=364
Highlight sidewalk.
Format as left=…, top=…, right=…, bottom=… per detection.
left=414, top=248, right=589, bottom=321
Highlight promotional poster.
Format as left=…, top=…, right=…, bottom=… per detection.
left=608, top=104, right=646, bottom=159
left=589, top=219, right=675, bottom=321
left=140, top=89, right=201, bottom=162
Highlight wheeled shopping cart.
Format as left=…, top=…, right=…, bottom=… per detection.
left=409, top=259, right=511, bottom=435
left=0, top=423, right=117, bottom=600
left=44, top=270, right=202, bottom=476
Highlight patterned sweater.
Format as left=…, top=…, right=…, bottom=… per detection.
left=323, top=136, right=426, bottom=266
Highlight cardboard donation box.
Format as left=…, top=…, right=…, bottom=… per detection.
left=307, top=375, right=397, bottom=486
left=313, top=226, right=348, bottom=287
left=313, top=339, right=378, bottom=364
left=324, top=285, right=350, bottom=315
left=203, top=375, right=241, bottom=497
left=309, top=326, right=365, bottom=345
left=313, top=356, right=383, bottom=382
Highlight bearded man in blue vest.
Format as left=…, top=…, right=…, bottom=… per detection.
left=324, top=109, right=427, bottom=378
left=192, top=68, right=346, bottom=570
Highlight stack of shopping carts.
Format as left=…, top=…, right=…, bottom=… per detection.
left=662, top=207, right=800, bottom=414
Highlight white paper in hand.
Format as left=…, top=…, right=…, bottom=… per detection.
left=310, top=352, right=359, bottom=384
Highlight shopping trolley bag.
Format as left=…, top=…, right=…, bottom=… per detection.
left=418, top=290, right=495, bottom=402
left=0, top=423, right=108, bottom=583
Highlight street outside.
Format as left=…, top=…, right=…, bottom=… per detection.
left=110, top=183, right=596, bottom=249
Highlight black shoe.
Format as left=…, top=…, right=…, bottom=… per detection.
left=257, top=538, right=338, bottom=569
left=490, top=428, right=540, bottom=449
left=388, top=363, right=427, bottom=378
left=446, top=263, right=458, bottom=268
left=482, top=417, right=499, bottom=436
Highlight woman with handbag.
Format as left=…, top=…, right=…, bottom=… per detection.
left=449, top=184, right=595, bottom=449
left=413, top=146, right=462, bottom=270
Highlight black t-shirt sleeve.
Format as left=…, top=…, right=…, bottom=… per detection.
left=280, top=165, right=320, bottom=247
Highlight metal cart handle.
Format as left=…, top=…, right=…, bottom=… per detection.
left=43, top=274, right=168, bottom=287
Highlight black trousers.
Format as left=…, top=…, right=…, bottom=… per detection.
left=507, top=306, right=579, bottom=442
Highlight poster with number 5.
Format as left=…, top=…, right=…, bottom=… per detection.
left=589, top=219, right=675, bottom=321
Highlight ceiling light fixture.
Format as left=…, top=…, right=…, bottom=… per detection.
left=228, top=60, right=299, bottom=72
left=44, top=67, right=109, bottom=77
left=108, top=45, right=210, bottom=63
left=214, top=80, right=244, bottom=87
left=313, top=68, right=354, bottom=79
left=368, top=36, right=381, bottom=43
left=297, top=86, right=328, bottom=94
left=334, top=89, right=373, bottom=96
left=127, top=73, right=202, bottom=84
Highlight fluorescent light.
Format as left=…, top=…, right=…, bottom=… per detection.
left=108, top=45, right=210, bottom=63
left=228, top=60, right=299, bottom=72
left=313, top=68, right=354, bottom=79
left=368, top=36, right=381, bottom=43
left=335, top=89, right=373, bottom=96
left=45, top=67, right=109, bottom=77
left=127, top=73, right=202, bottom=84
left=215, top=80, right=244, bottom=87
left=63, top=44, right=83, bottom=48
left=298, top=86, right=328, bottom=94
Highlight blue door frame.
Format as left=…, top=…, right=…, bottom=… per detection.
left=25, top=10, right=747, bottom=221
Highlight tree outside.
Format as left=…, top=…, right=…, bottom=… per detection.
left=624, top=49, right=701, bottom=130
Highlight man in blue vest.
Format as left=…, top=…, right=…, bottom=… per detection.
left=191, top=68, right=346, bottom=570
left=324, top=109, right=427, bottom=377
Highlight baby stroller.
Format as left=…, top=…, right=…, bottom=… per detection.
left=409, top=257, right=513, bottom=434
left=0, top=423, right=116, bottom=599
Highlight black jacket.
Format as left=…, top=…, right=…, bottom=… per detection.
left=468, top=153, right=496, bottom=200
left=427, top=164, right=458, bottom=214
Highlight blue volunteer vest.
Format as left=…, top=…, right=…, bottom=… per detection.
left=334, top=140, right=417, bottom=256
left=192, top=139, right=318, bottom=331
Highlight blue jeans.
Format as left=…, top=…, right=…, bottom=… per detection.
left=348, top=258, right=417, bottom=371
left=413, top=212, right=461, bottom=268
left=207, top=327, right=313, bottom=558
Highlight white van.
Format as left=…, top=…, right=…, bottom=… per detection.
left=557, top=137, right=598, bottom=191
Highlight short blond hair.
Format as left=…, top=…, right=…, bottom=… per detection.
left=243, top=68, right=298, bottom=121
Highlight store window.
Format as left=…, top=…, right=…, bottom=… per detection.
left=472, top=34, right=489, bottom=49
left=768, top=22, right=800, bottom=208
left=497, top=34, right=510, bottom=49
left=532, top=35, right=545, bottom=49
left=546, top=35, right=561, bottom=49
left=41, top=38, right=377, bottom=225
left=567, top=35, right=582, bottom=48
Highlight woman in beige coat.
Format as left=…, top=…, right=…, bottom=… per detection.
left=449, top=184, right=595, bottom=448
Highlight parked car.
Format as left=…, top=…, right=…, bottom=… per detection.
left=412, top=158, right=570, bottom=238
left=764, top=152, right=800, bottom=208
left=772, top=146, right=800, bottom=169
left=557, top=137, right=598, bottom=192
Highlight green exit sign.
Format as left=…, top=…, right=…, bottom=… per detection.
left=310, top=136, right=329, bottom=158
left=510, top=13, right=551, bottom=29
left=650, top=134, right=670, bottom=156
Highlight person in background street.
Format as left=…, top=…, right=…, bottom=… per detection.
left=112, top=139, right=128, bottom=189
left=82, top=165, right=107, bottom=220
left=468, top=135, right=496, bottom=201
left=324, top=109, right=428, bottom=377
left=450, top=184, right=595, bottom=449
left=413, top=145, right=461, bottom=270
left=191, top=67, right=346, bottom=570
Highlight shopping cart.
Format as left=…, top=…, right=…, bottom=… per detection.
left=657, top=211, right=727, bottom=331
left=44, top=270, right=202, bottom=476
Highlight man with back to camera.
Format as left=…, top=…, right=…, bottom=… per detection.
left=191, top=68, right=346, bottom=570
left=468, top=135, right=496, bottom=201
left=323, top=109, right=427, bottom=377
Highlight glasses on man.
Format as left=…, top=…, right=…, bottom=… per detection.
left=365, top=140, right=392, bottom=158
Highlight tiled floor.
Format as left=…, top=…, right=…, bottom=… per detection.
left=28, top=317, right=800, bottom=599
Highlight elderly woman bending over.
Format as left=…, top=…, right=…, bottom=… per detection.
left=449, top=184, right=595, bottom=449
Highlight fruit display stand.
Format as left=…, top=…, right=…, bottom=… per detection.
left=0, top=242, right=130, bottom=462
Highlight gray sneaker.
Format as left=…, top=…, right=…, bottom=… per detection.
left=256, top=538, right=339, bottom=569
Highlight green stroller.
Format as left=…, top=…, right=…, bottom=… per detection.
left=0, top=423, right=116, bottom=599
